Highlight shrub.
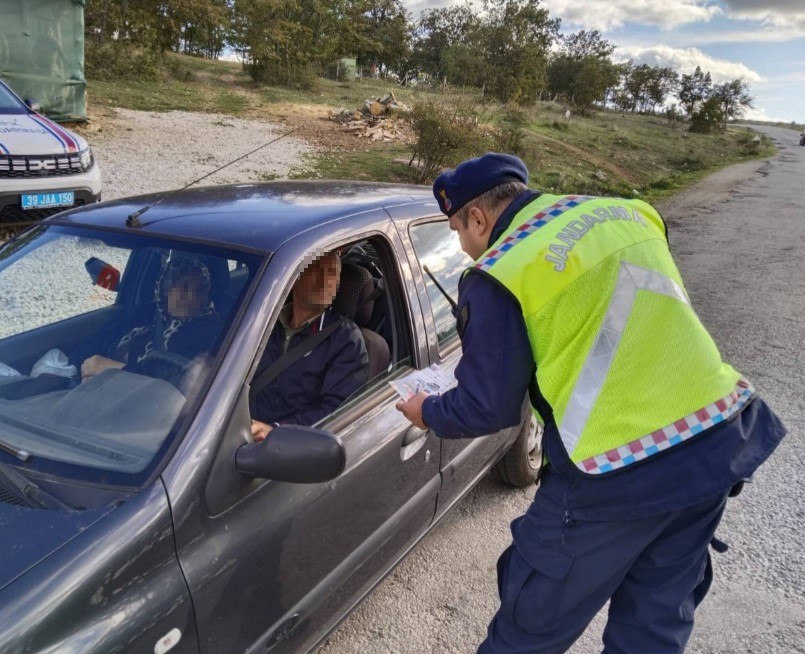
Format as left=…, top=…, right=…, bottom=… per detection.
left=246, top=61, right=319, bottom=91
left=495, top=105, right=529, bottom=154
left=689, top=97, right=724, bottom=134
left=85, top=41, right=163, bottom=81
left=407, top=101, right=490, bottom=183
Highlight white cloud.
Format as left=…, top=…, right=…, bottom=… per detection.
left=722, top=0, right=805, bottom=30
left=542, top=0, right=719, bottom=30
left=218, top=51, right=243, bottom=63
left=741, top=106, right=791, bottom=123
left=616, top=45, right=763, bottom=84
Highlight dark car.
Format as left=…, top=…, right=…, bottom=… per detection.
left=0, top=182, right=540, bottom=654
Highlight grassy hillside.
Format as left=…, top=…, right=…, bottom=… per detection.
left=85, top=53, right=775, bottom=203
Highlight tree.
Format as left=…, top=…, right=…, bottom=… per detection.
left=713, top=79, right=753, bottom=127
left=562, top=29, right=614, bottom=59
left=411, top=3, right=481, bottom=81
left=481, top=0, right=559, bottom=104
left=547, top=30, right=619, bottom=112
left=231, top=0, right=373, bottom=87
left=689, top=96, right=724, bottom=134
left=678, top=66, right=712, bottom=116
left=355, top=0, right=411, bottom=74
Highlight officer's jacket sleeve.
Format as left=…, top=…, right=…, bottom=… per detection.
left=422, top=273, right=533, bottom=439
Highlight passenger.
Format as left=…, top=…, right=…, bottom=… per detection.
left=80, top=257, right=223, bottom=382
left=250, top=252, right=369, bottom=442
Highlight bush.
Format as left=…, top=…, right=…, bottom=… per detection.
left=407, top=101, right=491, bottom=183
left=495, top=105, right=529, bottom=154
left=245, top=60, right=319, bottom=91
left=689, top=97, right=724, bottom=134
left=85, top=41, right=164, bottom=81
left=494, top=105, right=540, bottom=169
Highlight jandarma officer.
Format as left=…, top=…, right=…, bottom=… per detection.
left=395, top=153, right=786, bottom=654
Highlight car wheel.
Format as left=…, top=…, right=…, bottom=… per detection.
left=491, top=413, right=542, bottom=487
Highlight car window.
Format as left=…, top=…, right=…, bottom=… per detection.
left=0, top=226, right=262, bottom=486
left=0, top=82, right=26, bottom=113
left=0, top=232, right=131, bottom=340
left=249, top=236, right=413, bottom=432
left=409, top=220, right=472, bottom=347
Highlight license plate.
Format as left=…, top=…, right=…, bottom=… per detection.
left=21, top=191, right=75, bottom=210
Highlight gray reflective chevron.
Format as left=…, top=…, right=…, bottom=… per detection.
left=558, top=261, right=690, bottom=456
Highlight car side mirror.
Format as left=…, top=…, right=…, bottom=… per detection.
left=235, top=425, right=346, bottom=483
left=24, top=98, right=42, bottom=113
left=84, top=257, right=120, bottom=291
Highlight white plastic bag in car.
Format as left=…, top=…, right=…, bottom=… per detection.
left=31, top=349, right=77, bottom=379
left=0, top=362, right=21, bottom=377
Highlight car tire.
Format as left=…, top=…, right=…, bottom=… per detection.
left=491, top=412, right=542, bottom=487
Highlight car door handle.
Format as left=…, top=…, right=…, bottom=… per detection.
left=401, top=426, right=429, bottom=461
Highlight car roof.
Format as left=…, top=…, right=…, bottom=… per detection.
left=50, top=181, right=439, bottom=252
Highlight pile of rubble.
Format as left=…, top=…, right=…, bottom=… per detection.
left=328, top=93, right=411, bottom=142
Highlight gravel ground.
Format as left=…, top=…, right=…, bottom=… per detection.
left=92, top=108, right=315, bottom=201
left=318, top=126, right=805, bottom=654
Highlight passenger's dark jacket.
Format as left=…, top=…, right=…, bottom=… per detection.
left=250, top=307, right=369, bottom=426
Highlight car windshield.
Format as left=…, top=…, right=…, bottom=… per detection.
left=0, top=225, right=262, bottom=487
left=0, top=82, right=26, bottom=114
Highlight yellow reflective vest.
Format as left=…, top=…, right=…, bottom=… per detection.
left=473, top=193, right=754, bottom=475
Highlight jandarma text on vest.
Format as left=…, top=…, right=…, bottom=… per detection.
left=546, top=205, right=649, bottom=272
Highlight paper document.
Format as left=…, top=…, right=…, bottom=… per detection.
left=389, top=364, right=456, bottom=401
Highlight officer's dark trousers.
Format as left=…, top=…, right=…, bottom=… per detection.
left=477, top=487, right=729, bottom=654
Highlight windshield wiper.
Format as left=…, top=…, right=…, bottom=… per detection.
left=0, top=437, right=30, bottom=462
left=0, top=460, right=71, bottom=510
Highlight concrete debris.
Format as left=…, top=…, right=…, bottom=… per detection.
left=328, top=92, right=412, bottom=142
left=595, top=169, right=606, bottom=181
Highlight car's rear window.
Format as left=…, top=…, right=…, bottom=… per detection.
left=0, top=225, right=263, bottom=488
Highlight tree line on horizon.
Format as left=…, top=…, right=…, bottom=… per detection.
left=83, top=0, right=753, bottom=132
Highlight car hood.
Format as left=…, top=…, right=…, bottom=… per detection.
left=0, top=500, right=115, bottom=593
left=0, top=112, right=88, bottom=156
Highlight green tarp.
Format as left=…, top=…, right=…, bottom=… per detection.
left=0, top=0, right=86, bottom=122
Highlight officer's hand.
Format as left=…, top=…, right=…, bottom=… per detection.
left=395, top=392, right=429, bottom=429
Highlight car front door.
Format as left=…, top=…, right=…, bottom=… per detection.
left=162, top=217, right=441, bottom=654
left=399, top=215, right=519, bottom=517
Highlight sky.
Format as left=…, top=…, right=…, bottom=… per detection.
left=403, top=0, right=805, bottom=124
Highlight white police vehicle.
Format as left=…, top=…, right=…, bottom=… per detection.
left=0, top=78, right=101, bottom=227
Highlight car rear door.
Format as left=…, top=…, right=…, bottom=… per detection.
left=162, top=215, right=441, bottom=654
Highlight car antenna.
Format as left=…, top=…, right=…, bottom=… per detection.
left=422, top=265, right=458, bottom=310
left=126, top=126, right=300, bottom=227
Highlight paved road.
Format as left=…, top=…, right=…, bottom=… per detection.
left=319, top=126, right=805, bottom=654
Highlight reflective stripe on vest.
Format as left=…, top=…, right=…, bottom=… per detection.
left=578, top=377, right=755, bottom=473
left=559, top=261, right=691, bottom=455
left=476, top=195, right=595, bottom=273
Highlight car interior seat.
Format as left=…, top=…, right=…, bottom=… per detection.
left=192, top=254, right=233, bottom=320
left=333, top=262, right=391, bottom=380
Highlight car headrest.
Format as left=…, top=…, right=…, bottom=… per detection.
left=333, top=262, right=374, bottom=325
left=193, top=254, right=230, bottom=299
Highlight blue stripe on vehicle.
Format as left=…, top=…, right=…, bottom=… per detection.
left=0, top=142, right=9, bottom=155
left=28, top=114, right=67, bottom=153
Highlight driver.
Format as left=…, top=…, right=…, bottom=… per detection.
left=249, top=251, right=369, bottom=441
left=80, top=256, right=223, bottom=382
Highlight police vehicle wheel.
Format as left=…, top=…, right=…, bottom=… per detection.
left=491, top=413, right=542, bottom=487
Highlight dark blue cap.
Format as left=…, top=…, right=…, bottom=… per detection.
left=433, top=152, right=529, bottom=217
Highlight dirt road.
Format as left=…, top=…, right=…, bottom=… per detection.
left=319, top=126, right=805, bottom=654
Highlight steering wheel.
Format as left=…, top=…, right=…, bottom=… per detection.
left=140, top=350, right=197, bottom=390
